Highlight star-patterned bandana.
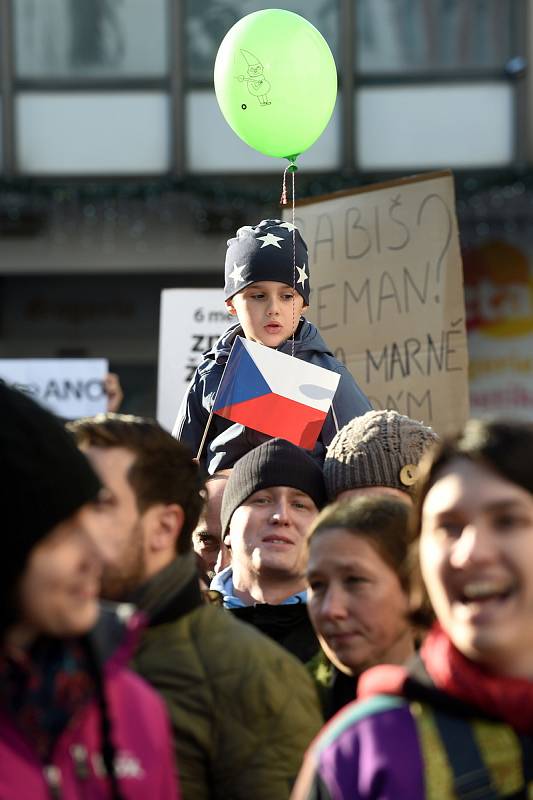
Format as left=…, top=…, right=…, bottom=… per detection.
left=224, top=218, right=310, bottom=304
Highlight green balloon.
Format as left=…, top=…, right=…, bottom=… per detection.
left=214, top=9, right=337, bottom=161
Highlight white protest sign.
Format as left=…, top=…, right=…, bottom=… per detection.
left=0, top=359, right=108, bottom=418
left=157, top=288, right=231, bottom=432
left=286, top=171, right=469, bottom=435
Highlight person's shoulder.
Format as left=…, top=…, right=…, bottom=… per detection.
left=310, top=694, right=415, bottom=767
left=182, top=352, right=223, bottom=399
left=302, top=344, right=352, bottom=379
left=295, top=320, right=345, bottom=369
left=140, top=602, right=312, bottom=689
left=194, top=355, right=219, bottom=380
left=298, top=696, right=423, bottom=800
left=92, top=601, right=144, bottom=667
left=296, top=317, right=320, bottom=341
left=106, top=652, right=172, bottom=726
left=194, top=322, right=242, bottom=377
left=322, top=695, right=409, bottom=739
left=196, top=604, right=314, bottom=678
left=323, top=354, right=351, bottom=375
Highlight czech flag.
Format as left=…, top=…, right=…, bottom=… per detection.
left=213, top=336, right=340, bottom=449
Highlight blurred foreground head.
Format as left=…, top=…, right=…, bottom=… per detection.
left=416, top=418, right=533, bottom=678
left=0, top=383, right=102, bottom=642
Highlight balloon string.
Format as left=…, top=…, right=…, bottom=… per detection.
left=280, top=165, right=288, bottom=206
left=280, top=164, right=297, bottom=357
left=290, top=168, right=296, bottom=358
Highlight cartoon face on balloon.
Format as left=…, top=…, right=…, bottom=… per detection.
left=214, top=9, right=337, bottom=161
left=237, top=49, right=271, bottom=105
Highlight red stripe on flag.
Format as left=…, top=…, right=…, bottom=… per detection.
left=215, top=392, right=327, bottom=450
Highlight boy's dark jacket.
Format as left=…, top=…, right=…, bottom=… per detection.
left=173, top=319, right=371, bottom=473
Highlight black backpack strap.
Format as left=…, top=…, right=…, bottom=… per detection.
left=432, top=709, right=501, bottom=800
left=518, top=734, right=533, bottom=785
left=304, top=774, right=333, bottom=800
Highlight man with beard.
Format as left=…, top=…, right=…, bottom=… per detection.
left=69, top=414, right=322, bottom=800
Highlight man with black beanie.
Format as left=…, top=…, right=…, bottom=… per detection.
left=211, top=437, right=325, bottom=662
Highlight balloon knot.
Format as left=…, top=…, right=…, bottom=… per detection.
left=286, top=155, right=299, bottom=173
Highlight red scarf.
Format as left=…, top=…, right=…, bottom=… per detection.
left=359, top=623, right=533, bottom=734
left=421, top=623, right=533, bottom=735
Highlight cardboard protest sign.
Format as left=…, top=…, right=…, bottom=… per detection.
left=157, top=288, right=231, bottom=432
left=0, top=359, right=108, bottom=418
left=286, top=171, right=469, bottom=434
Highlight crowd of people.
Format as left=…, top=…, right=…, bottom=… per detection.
left=2, top=218, right=532, bottom=798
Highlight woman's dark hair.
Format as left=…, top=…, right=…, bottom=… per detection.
left=409, top=418, right=533, bottom=627
left=414, top=417, right=533, bottom=534
left=307, top=495, right=414, bottom=593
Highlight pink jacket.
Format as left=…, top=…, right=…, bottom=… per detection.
left=0, top=610, right=180, bottom=799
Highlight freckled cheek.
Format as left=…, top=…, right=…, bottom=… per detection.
left=348, top=600, right=374, bottom=630
left=313, top=600, right=338, bottom=628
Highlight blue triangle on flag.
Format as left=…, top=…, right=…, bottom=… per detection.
left=213, top=337, right=271, bottom=411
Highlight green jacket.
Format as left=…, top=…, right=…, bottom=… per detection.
left=307, top=649, right=357, bottom=720
left=130, top=554, right=324, bottom=800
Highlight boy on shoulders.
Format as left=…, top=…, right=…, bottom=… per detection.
left=173, top=218, right=371, bottom=473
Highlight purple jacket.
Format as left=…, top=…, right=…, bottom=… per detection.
left=293, top=658, right=531, bottom=799
left=0, top=609, right=180, bottom=799
left=293, top=695, right=425, bottom=800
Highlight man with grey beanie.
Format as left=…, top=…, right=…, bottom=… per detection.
left=323, top=409, right=438, bottom=503
left=211, top=437, right=326, bottom=662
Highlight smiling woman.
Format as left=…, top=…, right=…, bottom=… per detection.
left=419, top=450, right=533, bottom=678
left=15, top=510, right=103, bottom=643
left=292, top=419, right=533, bottom=800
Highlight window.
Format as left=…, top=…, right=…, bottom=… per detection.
left=17, top=92, right=170, bottom=174
left=356, top=0, right=515, bottom=74
left=353, top=0, right=523, bottom=170
left=10, top=0, right=170, bottom=175
left=14, top=0, right=168, bottom=79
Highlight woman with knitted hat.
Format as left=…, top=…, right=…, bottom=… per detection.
left=0, top=385, right=179, bottom=799
left=323, top=409, right=438, bottom=503
left=293, top=418, right=533, bottom=799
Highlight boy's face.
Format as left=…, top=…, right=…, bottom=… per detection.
left=225, top=281, right=307, bottom=348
